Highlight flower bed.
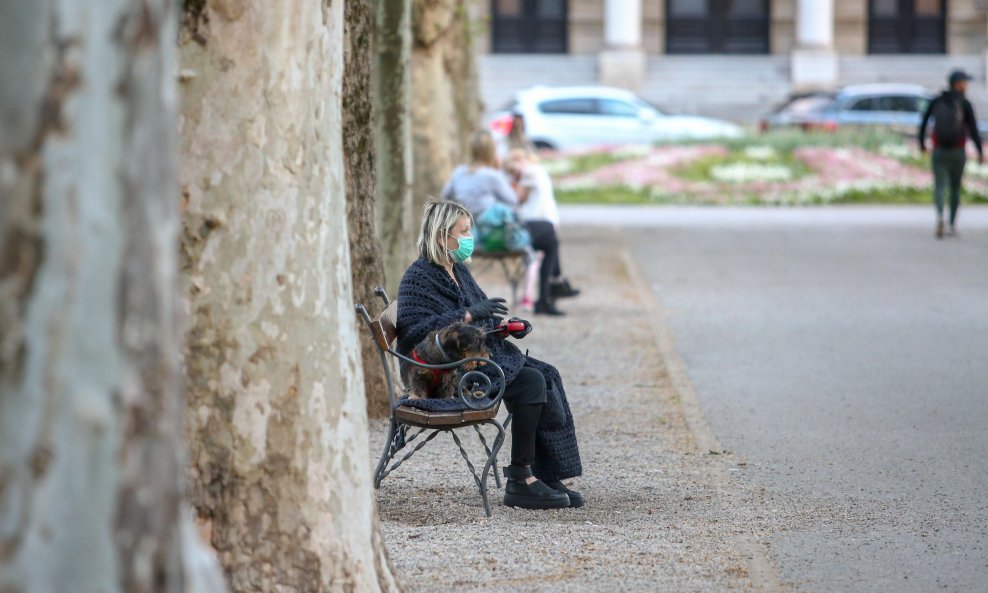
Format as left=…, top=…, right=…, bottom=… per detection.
left=543, top=132, right=988, bottom=206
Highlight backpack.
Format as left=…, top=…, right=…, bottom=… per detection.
left=932, top=94, right=966, bottom=146
left=475, top=203, right=532, bottom=252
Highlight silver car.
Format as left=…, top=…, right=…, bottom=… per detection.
left=760, top=83, right=933, bottom=133
left=489, top=85, right=742, bottom=151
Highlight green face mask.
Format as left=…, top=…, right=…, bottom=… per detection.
left=448, top=235, right=474, bottom=262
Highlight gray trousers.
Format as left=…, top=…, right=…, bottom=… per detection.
left=931, top=147, right=967, bottom=225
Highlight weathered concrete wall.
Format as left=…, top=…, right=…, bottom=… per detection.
left=473, top=0, right=987, bottom=56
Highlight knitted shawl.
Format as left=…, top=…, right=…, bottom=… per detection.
left=396, top=257, right=582, bottom=481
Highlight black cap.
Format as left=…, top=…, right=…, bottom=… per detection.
left=949, top=70, right=972, bottom=84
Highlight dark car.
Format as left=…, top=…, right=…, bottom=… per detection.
left=761, top=84, right=932, bottom=133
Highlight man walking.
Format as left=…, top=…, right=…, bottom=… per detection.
left=919, top=70, right=984, bottom=238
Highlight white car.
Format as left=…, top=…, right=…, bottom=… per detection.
left=489, top=85, right=743, bottom=151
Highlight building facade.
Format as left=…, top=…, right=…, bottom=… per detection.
left=473, top=0, right=988, bottom=121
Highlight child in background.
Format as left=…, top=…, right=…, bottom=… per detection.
left=505, top=149, right=580, bottom=316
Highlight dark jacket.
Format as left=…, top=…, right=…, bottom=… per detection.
left=397, top=257, right=582, bottom=481
left=918, top=90, right=983, bottom=156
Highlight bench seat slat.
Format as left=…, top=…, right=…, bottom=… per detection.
left=395, top=404, right=500, bottom=426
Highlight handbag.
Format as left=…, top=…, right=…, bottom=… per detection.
left=475, top=203, right=532, bottom=252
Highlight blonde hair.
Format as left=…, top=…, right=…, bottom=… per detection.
left=506, top=147, right=539, bottom=167
left=469, top=130, right=498, bottom=168
left=416, top=200, right=474, bottom=266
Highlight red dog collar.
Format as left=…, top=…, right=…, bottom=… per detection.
left=412, top=350, right=448, bottom=390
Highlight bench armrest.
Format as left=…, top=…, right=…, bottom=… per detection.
left=387, top=350, right=506, bottom=411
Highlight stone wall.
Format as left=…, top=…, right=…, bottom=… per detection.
left=473, top=0, right=986, bottom=57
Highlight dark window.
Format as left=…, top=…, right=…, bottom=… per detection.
left=598, top=100, right=641, bottom=117
left=847, top=97, right=879, bottom=112
left=885, top=95, right=924, bottom=112
left=538, top=99, right=598, bottom=115
left=869, top=0, right=945, bottom=54
left=844, top=95, right=928, bottom=112
left=666, top=0, right=770, bottom=54
left=491, top=0, right=568, bottom=53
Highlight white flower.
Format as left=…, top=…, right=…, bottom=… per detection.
left=710, top=162, right=793, bottom=183
left=878, top=143, right=913, bottom=159
left=555, top=176, right=599, bottom=191
left=612, top=144, right=652, bottom=159
left=542, top=158, right=575, bottom=175
left=965, top=161, right=988, bottom=179
left=743, top=145, right=777, bottom=160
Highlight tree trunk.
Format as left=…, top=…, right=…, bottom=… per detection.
left=344, top=0, right=390, bottom=418
left=0, top=2, right=226, bottom=593
left=410, top=0, right=484, bottom=215
left=375, top=0, right=415, bottom=296
left=178, top=2, right=401, bottom=592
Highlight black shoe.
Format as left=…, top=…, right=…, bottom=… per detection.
left=502, top=466, right=570, bottom=510
left=534, top=301, right=565, bottom=316
left=545, top=480, right=584, bottom=508
left=550, top=279, right=581, bottom=299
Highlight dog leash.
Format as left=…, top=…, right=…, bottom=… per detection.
left=485, top=321, right=526, bottom=336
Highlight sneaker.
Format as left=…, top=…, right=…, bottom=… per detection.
left=550, top=279, right=581, bottom=299
left=502, top=466, right=570, bottom=510
left=936, top=219, right=945, bottom=239
left=519, top=297, right=534, bottom=312
left=545, top=480, right=584, bottom=508
left=947, top=225, right=958, bottom=237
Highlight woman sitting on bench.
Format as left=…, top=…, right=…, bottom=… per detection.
left=396, top=200, right=584, bottom=510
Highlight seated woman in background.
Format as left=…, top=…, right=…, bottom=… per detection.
left=440, top=130, right=518, bottom=219
left=505, top=149, right=580, bottom=316
left=396, top=200, right=584, bottom=510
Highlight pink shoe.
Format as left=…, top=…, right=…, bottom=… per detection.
left=519, top=297, right=534, bottom=312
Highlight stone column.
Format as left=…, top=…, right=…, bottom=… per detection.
left=791, top=0, right=838, bottom=89
left=599, top=0, right=646, bottom=91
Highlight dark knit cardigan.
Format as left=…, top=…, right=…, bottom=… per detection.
left=396, top=257, right=583, bottom=481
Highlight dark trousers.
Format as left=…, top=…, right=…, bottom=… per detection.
left=524, top=220, right=560, bottom=306
left=932, top=147, right=966, bottom=225
left=501, top=367, right=546, bottom=467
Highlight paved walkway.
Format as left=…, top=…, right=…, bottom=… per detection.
left=627, top=207, right=988, bottom=593
left=559, top=204, right=988, bottom=230
left=371, top=228, right=772, bottom=593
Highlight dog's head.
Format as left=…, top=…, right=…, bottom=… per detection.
left=436, top=323, right=489, bottom=369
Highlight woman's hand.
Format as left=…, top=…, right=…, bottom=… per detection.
left=466, top=298, right=508, bottom=321
left=504, top=317, right=533, bottom=339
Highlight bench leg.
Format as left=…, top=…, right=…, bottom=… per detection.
left=474, top=422, right=503, bottom=490
left=494, top=258, right=526, bottom=308
left=374, top=420, right=398, bottom=489
left=481, top=419, right=507, bottom=517
left=450, top=421, right=505, bottom=518
left=379, top=428, right=438, bottom=485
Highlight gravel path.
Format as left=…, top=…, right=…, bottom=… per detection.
left=369, top=228, right=774, bottom=593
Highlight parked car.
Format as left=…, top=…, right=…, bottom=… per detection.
left=488, top=85, right=742, bottom=151
left=760, top=83, right=933, bottom=133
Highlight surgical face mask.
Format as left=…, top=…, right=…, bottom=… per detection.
left=448, top=234, right=474, bottom=262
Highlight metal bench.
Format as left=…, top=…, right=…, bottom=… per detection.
left=469, top=249, right=530, bottom=307
left=355, top=288, right=512, bottom=517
